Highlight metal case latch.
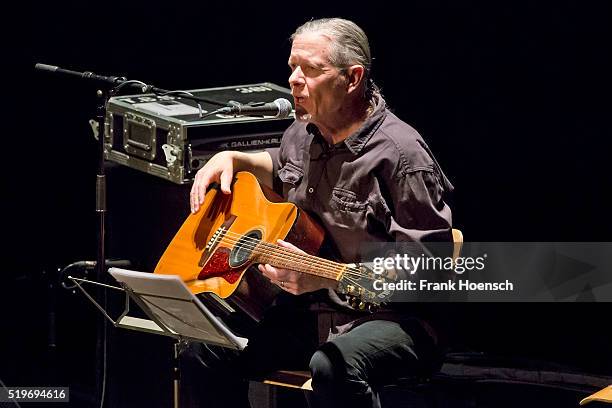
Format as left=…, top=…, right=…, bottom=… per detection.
left=123, top=113, right=157, bottom=160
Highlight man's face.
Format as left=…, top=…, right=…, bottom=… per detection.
left=288, top=32, right=348, bottom=126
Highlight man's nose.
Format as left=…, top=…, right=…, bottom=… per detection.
left=289, top=66, right=305, bottom=87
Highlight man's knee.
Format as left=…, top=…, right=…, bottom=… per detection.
left=309, top=347, right=368, bottom=392
left=309, top=347, right=376, bottom=408
left=309, top=350, right=336, bottom=385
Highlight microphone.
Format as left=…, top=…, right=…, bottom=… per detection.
left=35, top=63, right=60, bottom=73
left=35, top=63, right=125, bottom=84
left=218, top=98, right=293, bottom=118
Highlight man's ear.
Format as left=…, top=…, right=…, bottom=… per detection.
left=345, top=65, right=365, bottom=95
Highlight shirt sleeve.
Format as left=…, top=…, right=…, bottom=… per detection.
left=381, top=168, right=454, bottom=283
left=264, top=147, right=283, bottom=196
left=387, top=167, right=453, bottom=243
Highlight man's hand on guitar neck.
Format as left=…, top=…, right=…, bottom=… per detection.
left=190, top=151, right=274, bottom=213
left=258, top=240, right=339, bottom=295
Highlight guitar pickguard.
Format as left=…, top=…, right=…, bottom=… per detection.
left=198, top=247, right=243, bottom=284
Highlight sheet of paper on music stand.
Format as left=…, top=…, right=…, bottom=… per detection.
left=109, top=268, right=247, bottom=350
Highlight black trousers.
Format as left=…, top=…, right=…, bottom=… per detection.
left=179, top=304, right=438, bottom=408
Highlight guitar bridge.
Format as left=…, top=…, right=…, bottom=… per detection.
left=199, top=215, right=236, bottom=267
left=206, top=227, right=226, bottom=251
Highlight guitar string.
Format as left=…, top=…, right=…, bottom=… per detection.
left=209, top=228, right=353, bottom=272
left=210, top=230, right=372, bottom=279
left=217, top=234, right=364, bottom=279
left=200, top=229, right=382, bottom=301
left=253, top=240, right=361, bottom=277
left=207, top=228, right=368, bottom=278
left=214, top=234, right=379, bottom=301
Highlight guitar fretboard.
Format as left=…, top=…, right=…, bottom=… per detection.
left=253, top=242, right=345, bottom=280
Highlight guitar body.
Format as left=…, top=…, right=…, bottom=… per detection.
left=154, top=171, right=325, bottom=320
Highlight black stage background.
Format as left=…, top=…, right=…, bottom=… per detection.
left=2, top=1, right=611, bottom=407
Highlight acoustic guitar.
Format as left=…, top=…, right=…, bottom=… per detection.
left=154, top=171, right=393, bottom=319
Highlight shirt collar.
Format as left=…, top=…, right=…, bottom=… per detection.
left=306, top=92, right=388, bottom=155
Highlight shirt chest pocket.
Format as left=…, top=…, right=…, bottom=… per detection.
left=278, top=162, right=304, bottom=184
left=278, top=162, right=304, bottom=198
left=327, top=187, right=369, bottom=232
left=330, top=188, right=368, bottom=212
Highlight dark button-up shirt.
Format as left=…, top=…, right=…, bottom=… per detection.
left=266, top=93, right=454, bottom=342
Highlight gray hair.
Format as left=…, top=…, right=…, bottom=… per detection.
left=291, top=18, right=377, bottom=101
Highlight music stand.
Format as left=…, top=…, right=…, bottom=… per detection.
left=68, top=268, right=248, bottom=408
left=109, top=268, right=247, bottom=348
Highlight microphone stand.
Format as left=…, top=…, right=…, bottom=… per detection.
left=94, top=87, right=110, bottom=408
left=34, top=63, right=232, bottom=408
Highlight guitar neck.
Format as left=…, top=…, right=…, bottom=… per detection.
left=253, top=242, right=346, bottom=281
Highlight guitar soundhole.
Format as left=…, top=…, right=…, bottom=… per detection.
left=229, top=230, right=262, bottom=268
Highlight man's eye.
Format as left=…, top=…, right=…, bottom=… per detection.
left=288, top=64, right=319, bottom=76
left=302, top=65, right=318, bottom=74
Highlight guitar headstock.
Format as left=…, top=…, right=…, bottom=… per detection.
left=337, top=263, right=396, bottom=311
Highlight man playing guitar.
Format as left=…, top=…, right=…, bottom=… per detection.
left=183, top=18, right=453, bottom=408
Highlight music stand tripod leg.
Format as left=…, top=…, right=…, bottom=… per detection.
left=173, top=340, right=181, bottom=408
